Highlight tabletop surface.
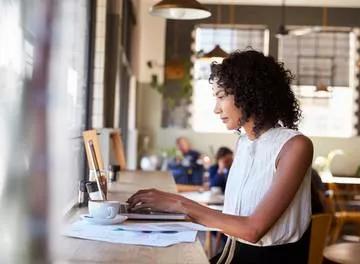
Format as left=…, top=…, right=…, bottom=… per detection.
left=55, top=170, right=209, bottom=264
left=319, top=171, right=360, bottom=185
left=323, top=242, right=360, bottom=264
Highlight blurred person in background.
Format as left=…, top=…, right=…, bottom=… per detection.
left=167, top=137, right=204, bottom=185
left=209, top=147, right=233, bottom=193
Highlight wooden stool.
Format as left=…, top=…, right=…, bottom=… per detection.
left=323, top=242, right=360, bottom=264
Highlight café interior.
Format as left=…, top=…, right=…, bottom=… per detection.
left=1, top=0, right=360, bottom=263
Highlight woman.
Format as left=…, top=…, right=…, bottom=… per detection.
left=128, top=50, right=313, bottom=264
left=209, top=147, right=233, bottom=193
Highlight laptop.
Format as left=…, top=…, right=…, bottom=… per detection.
left=119, top=204, right=187, bottom=220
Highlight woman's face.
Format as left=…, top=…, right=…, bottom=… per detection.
left=212, top=82, right=242, bottom=130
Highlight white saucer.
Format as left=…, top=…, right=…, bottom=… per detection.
left=81, top=214, right=127, bottom=225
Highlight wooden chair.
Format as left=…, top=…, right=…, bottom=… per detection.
left=327, top=182, right=360, bottom=244
left=308, top=213, right=332, bottom=264
left=83, top=129, right=127, bottom=171
left=110, top=130, right=127, bottom=170
left=83, top=129, right=104, bottom=170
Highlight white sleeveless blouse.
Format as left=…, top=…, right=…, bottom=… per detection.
left=223, top=127, right=312, bottom=246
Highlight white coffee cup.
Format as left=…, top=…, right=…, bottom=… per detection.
left=88, top=200, right=120, bottom=219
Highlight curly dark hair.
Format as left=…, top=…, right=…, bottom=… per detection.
left=209, top=49, right=302, bottom=136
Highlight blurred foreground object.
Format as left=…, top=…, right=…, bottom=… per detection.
left=0, top=0, right=56, bottom=262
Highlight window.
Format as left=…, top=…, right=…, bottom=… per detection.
left=0, top=0, right=91, bottom=259
left=47, top=0, right=91, bottom=211
left=278, top=28, right=359, bottom=137
left=279, top=30, right=350, bottom=87
left=192, top=25, right=269, bottom=132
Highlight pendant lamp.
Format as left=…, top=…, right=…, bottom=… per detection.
left=149, top=0, right=211, bottom=20
left=276, top=24, right=289, bottom=38
left=275, top=0, right=289, bottom=38
left=201, top=44, right=229, bottom=60
left=200, top=3, right=229, bottom=60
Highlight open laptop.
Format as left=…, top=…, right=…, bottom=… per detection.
left=83, top=133, right=185, bottom=220
left=119, top=203, right=187, bottom=220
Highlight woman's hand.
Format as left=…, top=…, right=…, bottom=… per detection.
left=126, top=189, right=184, bottom=213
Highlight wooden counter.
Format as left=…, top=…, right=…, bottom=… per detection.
left=55, top=170, right=209, bottom=264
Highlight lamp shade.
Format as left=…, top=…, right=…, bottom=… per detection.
left=149, top=0, right=211, bottom=20
left=201, top=44, right=229, bottom=60
left=275, top=24, right=289, bottom=38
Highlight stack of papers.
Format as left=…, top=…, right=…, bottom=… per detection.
left=62, top=220, right=218, bottom=247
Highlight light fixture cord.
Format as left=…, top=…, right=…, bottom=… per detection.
left=230, top=1, right=235, bottom=51
left=214, top=1, right=222, bottom=44
left=322, top=6, right=327, bottom=27
left=281, top=0, right=286, bottom=26
left=217, top=2, right=221, bottom=25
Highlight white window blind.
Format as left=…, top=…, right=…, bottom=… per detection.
left=279, top=29, right=358, bottom=137
left=279, top=31, right=350, bottom=87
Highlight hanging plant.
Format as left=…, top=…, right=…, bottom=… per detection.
left=146, top=59, right=192, bottom=103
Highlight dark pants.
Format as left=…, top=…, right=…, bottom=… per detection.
left=210, top=223, right=311, bottom=264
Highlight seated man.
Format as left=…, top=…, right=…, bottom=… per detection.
left=209, top=147, right=233, bottom=193
left=167, top=137, right=204, bottom=185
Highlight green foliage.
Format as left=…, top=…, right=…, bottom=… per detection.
left=164, top=97, right=175, bottom=108
left=179, top=67, right=192, bottom=100
left=356, top=165, right=360, bottom=177
left=147, top=60, right=193, bottom=106
left=161, top=147, right=177, bottom=158
left=150, top=74, right=165, bottom=94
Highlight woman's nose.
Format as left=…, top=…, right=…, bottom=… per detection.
left=213, top=102, right=221, bottom=114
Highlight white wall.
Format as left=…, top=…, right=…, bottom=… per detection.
left=134, top=0, right=164, bottom=144
left=135, top=0, right=166, bottom=84
left=134, top=0, right=360, bottom=176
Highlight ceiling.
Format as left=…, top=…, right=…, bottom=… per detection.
left=201, top=0, right=360, bottom=8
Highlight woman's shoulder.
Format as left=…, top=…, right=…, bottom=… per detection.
left=270, top=127, right=306, bottom=143
left=283, top=133, right=313, bottom=153
left=274, top=127, right=311, bottom=145
left=274, top=126, right=301, bottom=135
left=277, top=132, right=313, bottom=165
left=266, top=127, right=313, bottom=160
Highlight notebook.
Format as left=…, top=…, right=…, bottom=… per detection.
left=119, top=204, right=187, bottom=220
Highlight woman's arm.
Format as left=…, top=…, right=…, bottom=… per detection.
left=128, top=135, right=313, bottom=243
